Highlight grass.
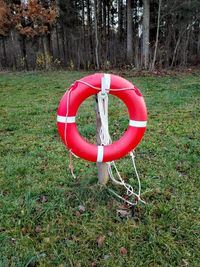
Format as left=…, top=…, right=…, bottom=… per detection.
left=0, top=70, right=200, bottom=267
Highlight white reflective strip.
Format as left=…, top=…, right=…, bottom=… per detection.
left=57, top=115, right=76, bottom=123
left=101, top=73, right=111, bottom=94
left=129, top=120, right=147, bottom=127
left=97, top=146, right=104, bottom=162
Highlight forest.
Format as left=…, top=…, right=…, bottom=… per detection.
left=0, top=0, right=200, bottom=71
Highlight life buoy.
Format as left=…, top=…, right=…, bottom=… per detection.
left=57, top=73, right=147, bottom=162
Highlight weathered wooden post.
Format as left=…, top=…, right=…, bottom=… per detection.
left=95, top=95, right=109, bottom=185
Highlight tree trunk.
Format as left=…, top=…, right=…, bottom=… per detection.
left=94, top=0, right=100, bottom=69
left=61, top=25, right=67, bottom=66
left=21, top=35, right=29, bottom=70
left=170, top=28, right=185, bottom=68
left=134, top=37, right=139, bottom=69
left=98, top=0, right=103, bottom=66
left=182, top=29, right=191, bottom=66
left=102, top=0, right=107, bottom=62
left=55, top=24, right=61, bottom=60
left=42, top=35, right=50, bottom=70
left=118, top=0, right=123, bottom=40
left=151, top=0, right=161, bottom=70
left=86, top=0, right=94, bottom=65
left=142, top=0, right=150, bottom=69
left=10, top=30, right=17, bottom=70
left=126, top=0, right=133, bottom=64
left=103, top=0, right=107, bottom=37
left=2, top=38, right=7, bottom=68
left=197, top=28, right=200, bottom=59
left=0, top=51, right=2, bottom=70
left=107, top=2, right=110, bottom=40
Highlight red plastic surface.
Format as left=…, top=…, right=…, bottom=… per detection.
left=57, top=73, right=147, bottom=162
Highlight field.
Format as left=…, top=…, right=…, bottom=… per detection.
left=0, top=71, right=200, bottom=267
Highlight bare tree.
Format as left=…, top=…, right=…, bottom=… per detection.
left=94, top=0, right=99, bottom=69
left=126, top=0, right=133, bottom=64
left=142, top=0, right=150, bottom=69
left=151, top=0, right=162, bottom=70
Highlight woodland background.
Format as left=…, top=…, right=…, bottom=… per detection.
left=0, top=0, right=200, bottom=71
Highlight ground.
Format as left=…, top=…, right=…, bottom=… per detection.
left=0, top=71, right=200, bottom=267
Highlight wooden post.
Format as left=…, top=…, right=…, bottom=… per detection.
left=95, top=95, right=109, bottom=185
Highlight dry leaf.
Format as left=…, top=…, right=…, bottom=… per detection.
left=119, top=247, right=128, bottom=256
left=96, top=235, right=105, bottom=247
left=35, top=225, right=42, bottom=233
left=75, top=211, right=81, bottom=217
left=107, top=201, right=113, bottom=209
left=27, top=261, right=37, bottom=267
left=103, top=254, right=110, bottom=260
left=108, top=231, right=113, bottom=237
left=11, top=237, right=16, bottom=244
left=78, top=205, right=86, bottom=213
left=181, top=259, right=189, bottom=267
left=116, top=209, right=131, bottom=218
left=43, top=237, right=50, bottom=243
left=21, top=227, right=28, bottom=234
left=38, top=195, right=48, bottom=203
left=149, top=261, right=157, bottom=267
left=117, top=204, right=129, bottom=210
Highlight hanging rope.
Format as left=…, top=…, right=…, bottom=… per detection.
left=97, top=92, right=112, bottom=145
left=64, top=78, right=146, bottom=205
left=76, top=80, right=135, bottom=91
left=97, top=90, right=146, bottom=206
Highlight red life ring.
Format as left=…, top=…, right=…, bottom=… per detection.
left=57, top=73, right=147, bottom=162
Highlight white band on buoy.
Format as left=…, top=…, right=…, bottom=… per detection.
left=101, top=74, right=111, bottom=95
left=97, top=146, right=104, bottom=162
left=129, top=120, right=147, bottom=127
left=57, top=115, right=76, bottom=123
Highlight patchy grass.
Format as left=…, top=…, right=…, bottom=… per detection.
left=0, top=71, right=200, bottom=267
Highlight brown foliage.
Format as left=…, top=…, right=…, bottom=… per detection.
left=13, top=0, right=58, bottom=37
left=0, top=0, right=58, bottom=37
left=0, top=0, right=11, bottom=36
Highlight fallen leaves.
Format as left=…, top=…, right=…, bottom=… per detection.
left=119, top=247, right=128, bottom=256
left=43, top=237, right=50, bottom=243
left=21, top=227, right=28, bottom=235
left=78, top=205, right=86, bottom=213
left=181, top=259, right=189, bottom=267
left=35, top=225, right=42, bottom=233
left=75, top=204, right=86, bottom=217
left=116, top=209, right=131, bottom=218
left=75, top=211, right=81, bottom=217
left=103, top=254, right=111, bottom=260
left=27, top=261, right=37, bottom=267
left=96, top=235, right=105, bottom=247
left=37, top=195, right=48, bottom=203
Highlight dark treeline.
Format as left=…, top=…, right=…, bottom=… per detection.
left=0, top=0, right=200, bottom=71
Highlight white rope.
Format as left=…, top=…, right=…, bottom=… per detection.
left=77, top=80, right=135, bottom=91
left=107, top=158, right=146, bottom=206
left=69, top=150, right=76, bottom=179
left=64, top=76, right=146, bottom=205
left=97, top=92, right=112, bottom=145
left=97, top=77, right=145, bottom=206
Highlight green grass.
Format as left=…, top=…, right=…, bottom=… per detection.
left=0, top=70, right=200, bottom=267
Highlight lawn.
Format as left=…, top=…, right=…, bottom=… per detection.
left=0, top=70, right=200, bottom=267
